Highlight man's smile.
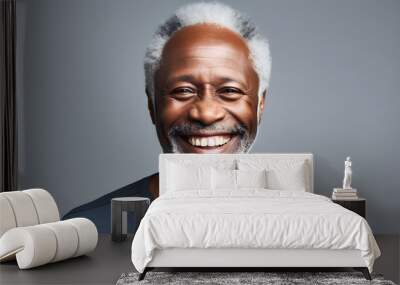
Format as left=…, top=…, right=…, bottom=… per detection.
left=172, top=132, right=242, bottom=153
left=187, top=134, right=231, bottom=147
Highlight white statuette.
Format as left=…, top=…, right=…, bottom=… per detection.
left=342, top=156, right=352, bottom=190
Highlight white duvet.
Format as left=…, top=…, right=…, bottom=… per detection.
left=131, top=190, right=380, bottom=273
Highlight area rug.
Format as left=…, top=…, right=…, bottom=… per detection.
left=116, top=271, right=396, bottom=285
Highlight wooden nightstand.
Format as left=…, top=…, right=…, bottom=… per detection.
left=332, top=198, right=366, bottom=218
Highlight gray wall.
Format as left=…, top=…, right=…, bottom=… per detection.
left=16, top=0, right=400, bottom=233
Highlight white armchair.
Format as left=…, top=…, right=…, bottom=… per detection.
left=0, top=189, right=98, bottom=269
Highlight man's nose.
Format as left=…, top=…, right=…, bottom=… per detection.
left=188, top=91, right=225, bottom=125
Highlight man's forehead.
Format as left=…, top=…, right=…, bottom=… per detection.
left=164, top=70, right=249, bottom=89
left=161, top=48, right=251, bottom=83
left=163, top=45, right=249, bottom=65
left=159, top=45, right=254, bottom=88
left=161, top=24, right=251, bottom=64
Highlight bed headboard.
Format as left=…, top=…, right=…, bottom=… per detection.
left=159, top=153, right=314, bottom=195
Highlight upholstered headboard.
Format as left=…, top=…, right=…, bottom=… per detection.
left=159, top=153, right=314, bottom=195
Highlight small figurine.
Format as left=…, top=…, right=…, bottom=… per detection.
left=343, top=156, right=352, bottom=189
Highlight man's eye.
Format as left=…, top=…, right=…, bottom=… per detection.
left=219, top=87, right=244, bottom=94
left=169, top=87, right=196, bottom=100
left=171, top=87, right=196, bottom=95
left=217, top=87, right=244, bottom=100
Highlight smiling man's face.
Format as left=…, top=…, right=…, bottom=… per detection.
left=148, top=24, right=264, bottom=153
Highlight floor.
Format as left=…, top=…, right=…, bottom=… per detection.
left=0, top=234, right=133, bottom=284
left=374, top=234, right=400, bottom=284
left=0, top=234, right=398, bottom=284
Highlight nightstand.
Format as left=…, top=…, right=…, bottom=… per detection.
left=111, top=197, right=150, bottom=242
left=332, top=198, right=366, bottom=218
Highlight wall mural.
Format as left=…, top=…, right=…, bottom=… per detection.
left=63, top=2, right=271, bottom=232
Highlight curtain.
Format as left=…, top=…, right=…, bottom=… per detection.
left=0, top=0, right=17, bottom=192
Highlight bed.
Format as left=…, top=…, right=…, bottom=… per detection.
left=131, top=153, right=380, bottom=280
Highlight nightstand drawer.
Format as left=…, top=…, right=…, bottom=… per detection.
left=332, top=198, right=366, bottom=218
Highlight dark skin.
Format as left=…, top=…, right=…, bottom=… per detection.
left=147, top=24, right=266, bottom=197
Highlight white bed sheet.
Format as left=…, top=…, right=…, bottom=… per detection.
left=131, top=190, right=380, bottom=273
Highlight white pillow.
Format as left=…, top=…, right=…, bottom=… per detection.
left=211, top=168, right=236, bottom=190
left=211, top=168, right=268, bottom=190
left=237, top=159, right=308, bottom=191
left=167, top=162, right=211, bottom=191
left=236, top=169, right=267, bottom=189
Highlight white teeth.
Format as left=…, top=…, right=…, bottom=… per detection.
left=187, top=136, right=231, bottom=147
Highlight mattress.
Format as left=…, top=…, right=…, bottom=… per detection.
left=131, top=190, right=380, bottom=273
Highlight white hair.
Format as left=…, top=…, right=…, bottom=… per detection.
left=144, top=2, right=272, bottom=118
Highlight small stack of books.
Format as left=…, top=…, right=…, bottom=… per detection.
left=332, top=188, right=358, bottom=200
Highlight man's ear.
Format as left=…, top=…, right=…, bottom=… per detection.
left=146, top=88, right=156, bottom=125
left=258, top=89, right=267, bottom=124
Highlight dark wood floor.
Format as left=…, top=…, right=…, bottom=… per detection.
left=374, top=234, right=400, bottom=284
left=0, top=234, right=398, bottom=284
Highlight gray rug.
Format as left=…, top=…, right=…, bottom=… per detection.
left=116, top=271, right=396, bottom=285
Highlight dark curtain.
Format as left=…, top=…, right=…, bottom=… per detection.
left=0, top=0, right=17, bottom=192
